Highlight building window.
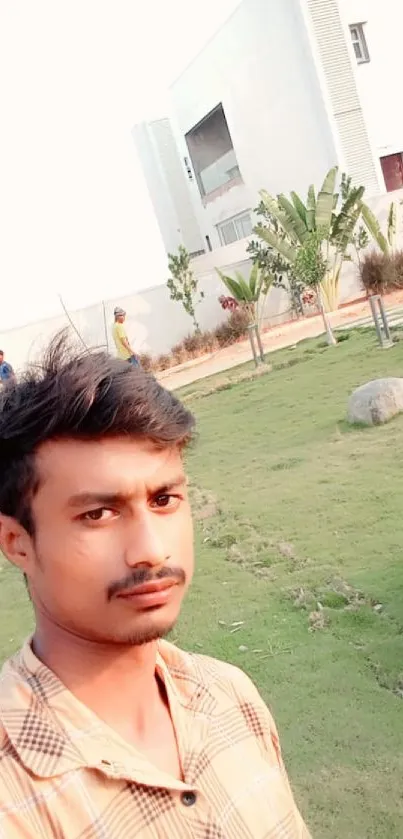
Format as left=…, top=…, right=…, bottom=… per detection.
left=380, top=153, right=403, bottom=192
left=217, top=212, right=253, bottom=246
left=185, top=104, right=242, bottom=198
left=349, top=23, right=370, bottom=64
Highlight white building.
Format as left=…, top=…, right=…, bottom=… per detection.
left=134, top=0, right=403, bottom=254
left=132, top=119, right=206, bottom=257
left=337, top=0, right=403, bottom=192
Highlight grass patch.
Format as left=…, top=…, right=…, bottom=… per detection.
left=177, top=329, right=403, bottom=836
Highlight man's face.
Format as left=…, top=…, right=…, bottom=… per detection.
left=0, top=353, right=4, bottom=363
left=117, top=314, right=125, bottom=324
left=18, top=438, right=194, bottom=645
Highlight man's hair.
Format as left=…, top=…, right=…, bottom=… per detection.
left=0, top=332, right=194, bottom=535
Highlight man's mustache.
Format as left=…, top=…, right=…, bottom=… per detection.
left=107, top=565, right=186, bottom=601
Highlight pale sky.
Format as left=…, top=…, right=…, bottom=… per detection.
left=0, top=0, right=241, bottom=330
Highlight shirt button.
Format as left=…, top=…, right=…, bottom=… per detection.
left=181, top=791, right=197, bottom=807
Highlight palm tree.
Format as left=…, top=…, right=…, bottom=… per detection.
left=217, top=264, right=272, bottom=364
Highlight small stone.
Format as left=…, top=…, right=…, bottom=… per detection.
left=374, top=604, right=383, bottom=613
left=238, top=645, right=248, bottom=652
left=278, top=542, right=295, bottom=559
left=195, top=502, right=219, bottom=521
left=308, top=611, right=327, bottom=631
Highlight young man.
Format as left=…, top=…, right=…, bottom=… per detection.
left=112, top=305, right=139, bottom=366
left=0, top=335, right=310, bottom=838
left=0, top=350, right=15, bottom=385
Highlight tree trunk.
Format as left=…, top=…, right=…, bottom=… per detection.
left=317, top=286, right=337, bottom=346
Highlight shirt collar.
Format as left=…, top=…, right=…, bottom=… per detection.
left=0, top=638, right=217, bottom=785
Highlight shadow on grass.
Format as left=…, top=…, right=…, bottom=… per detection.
left=338, top=411, right=403, bottom=434
left=337, top=419, right=373, bottom=434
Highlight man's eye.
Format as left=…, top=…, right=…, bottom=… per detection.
left=82, top=508, right=115, bottom=521
left=151, top=494, right=178, bottom=509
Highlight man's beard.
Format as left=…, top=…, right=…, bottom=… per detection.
left=100, top=617, right=178, bottom=647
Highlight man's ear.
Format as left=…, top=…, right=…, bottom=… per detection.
left=0, top=514, right=34, bottom=574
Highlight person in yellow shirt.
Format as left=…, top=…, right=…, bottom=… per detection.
left=112, top=306, right=139, bottom=365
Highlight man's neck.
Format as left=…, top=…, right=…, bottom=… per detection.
left=32, top=624, right=162, bottom=739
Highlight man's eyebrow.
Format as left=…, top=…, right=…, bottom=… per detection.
left=152, top=476, right=187, bottom=494
left=67, top=477, right=187, bottom=508
left=67, top=492, right=128, bottom=509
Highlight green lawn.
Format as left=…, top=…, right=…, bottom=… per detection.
left=1, top=330, right=403, bottom=836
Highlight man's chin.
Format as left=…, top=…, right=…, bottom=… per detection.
left=108, top=618, right=177, bottom=647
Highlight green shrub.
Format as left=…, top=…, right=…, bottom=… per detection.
left=171, top=342, right=190, bottom=365
left=392, top=250, right=403, bottom=288
left=336, top=332, right=350, bottom=343
left=170, top=331, right=219, bottom=367
left=214, top=307, right=250, bottom=347
left=320, top=592, right=349, bottom=609
left=181, top=331, right=218, bottom=357
left=138, top=353, right=154, bottom=372
left=360, top=251, right=395, bottom=295
left=142, top=308, right=250, bottom=373
left=202, top=331, right=220, bottom=353
left=182, top=334, right=199, bottom=355
left=155, top=354, right=172, bottom=371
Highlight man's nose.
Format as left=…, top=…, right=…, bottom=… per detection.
left=123, top=513, right=166, bottom=569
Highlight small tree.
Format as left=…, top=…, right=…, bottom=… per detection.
left=217, top=263, right=272, bottom=364
left=167, top=245, right=204, bottom=332
left=247, top=215, right=304, bottom=317
left=217, top=263, right=272, bottom=329
left=294, top=229, right=337, bottom=345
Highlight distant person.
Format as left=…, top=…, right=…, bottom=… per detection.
left=112, top=307, right=139, bottom=366
left=0, top=351, right=15, bottom=385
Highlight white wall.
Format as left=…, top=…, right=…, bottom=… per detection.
left=0, top=281, right=224, bottom=372
left=132, top=119, right=205, bottom=256
left=0, top=239, right=299, bottom=371
left=170, top=0, right=339, bottom=247
left=338, top=0, right=403, bottom=162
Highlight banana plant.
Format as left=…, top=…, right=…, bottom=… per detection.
left=361, top=201, right=397, bottom=255
left=255, top=166, right=365, bottom=313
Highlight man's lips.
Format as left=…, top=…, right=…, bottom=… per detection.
left=116, top=578, right=177, bottom=599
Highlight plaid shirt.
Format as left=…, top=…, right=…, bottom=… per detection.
left=0, top=640, right=310, bottom=838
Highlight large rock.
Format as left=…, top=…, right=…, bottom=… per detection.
left=348, top=378, right=403, bottom=426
